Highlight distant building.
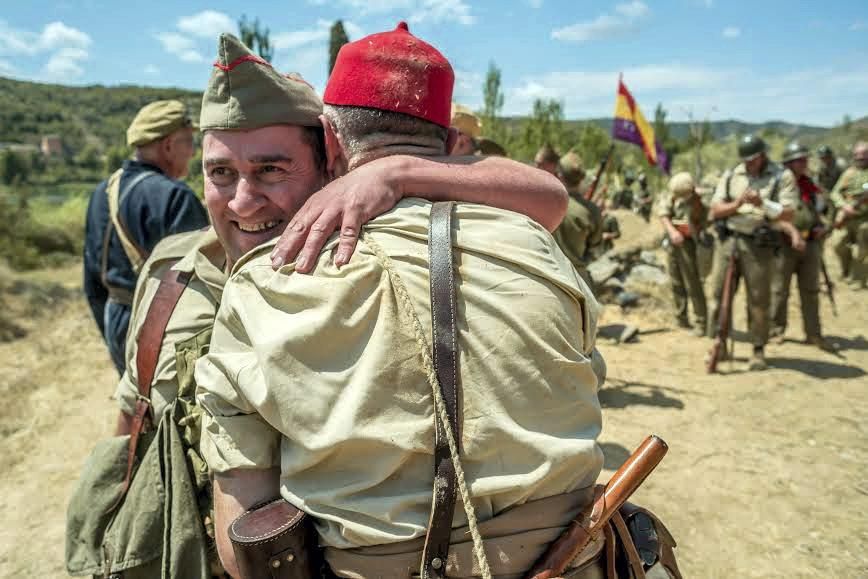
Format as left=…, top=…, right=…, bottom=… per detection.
left=41, top=135, right=63, bottom=157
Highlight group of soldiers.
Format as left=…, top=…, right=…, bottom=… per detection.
left=512, top=134, right=868, bottom=372
left=69, top=20, right=867, bottom=579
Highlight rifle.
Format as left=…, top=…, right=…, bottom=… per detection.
left=819, top=257, right=837, bottom=316
left=706, top=247, right=737, bottom=374
left=585, top=143, right=615, bottom=201
left=525, top=435, right=668, bottom=579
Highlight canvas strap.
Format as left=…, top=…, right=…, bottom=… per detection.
left=421, top=201, right=461, bottom=579
left=113, top=261, right=191, bottom=507
left=104, top=168, right=155, bottom=277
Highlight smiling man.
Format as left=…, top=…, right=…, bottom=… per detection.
left=72, top=32, right=570, bottom=578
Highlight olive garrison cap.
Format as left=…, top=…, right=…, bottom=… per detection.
left=558, top=151, right=586, bottom=185
left=451, top=103, right=482, bottom=138
left=200, top=34, right=322, bottom=131
left=126, top=100, right=193, bottom=147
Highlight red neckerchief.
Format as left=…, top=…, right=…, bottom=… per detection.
left=797, top=174, right=820, bottom=204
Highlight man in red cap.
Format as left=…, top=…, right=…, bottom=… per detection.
left=198, top=24, right=609, bottom=578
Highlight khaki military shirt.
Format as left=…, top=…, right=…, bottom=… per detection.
left=116, top=228, right=226, bottom=422
left=711, top=161, right=798, bottom=235
left=830, top=166, right=868, bottom=220
left=196, top=198, right=605, bottom=550
left=817, top=163, right=842, bottom=192
left=655, top=191, right=706, bottom=230
left=552, top=194, right=603, bottom=272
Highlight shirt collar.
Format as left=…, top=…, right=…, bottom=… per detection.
left=173, top=227, right=227, bottom=302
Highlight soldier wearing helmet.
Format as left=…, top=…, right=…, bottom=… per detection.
left=707, top=134, right=803, bottom=370
left=657, top=171, right=708, bottom=336
left=829, top=141, right=868, bottom=288
left=816, top=144, right=843, bottom=193
left=552, top=150, right=603, bottom=285
left=769, top=141, right=834, bottom=350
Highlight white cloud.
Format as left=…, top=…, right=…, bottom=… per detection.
left=525, top=0, right=544, bottom=7
left=273, top=19, right=332, bottom=50
left=503, top=63, right=868, bottom=126
left=177, top=10, right=235, bottom=38
left=552, top=1, right=649, bottom=43
left=43, top=46, right=88, bottom=79
left=144, top=64, right=160, bottom=75
left=850, top=21, right=867, bottom=31
left=0, top=59, right=14, bottom=75
left=155, top=32, right=204, bottom=63
left=453, top=69, right=483, bottom=106
left=0, top=20, right=91, bottom=81
left=302, top=0, right=474, bottom=25
left=722, top=26, right=741, bottom=38
left=409, top=0, right=475, bottom=26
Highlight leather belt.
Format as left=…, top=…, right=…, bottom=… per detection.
left=421, top=201, right=461, bottom=579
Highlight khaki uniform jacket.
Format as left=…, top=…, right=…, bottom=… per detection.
left=655, top=190, right=706, bottom=232
left=831, top=166, right=868, bottom=221
left=116, top=228, right=226, bottom=422
left=552, top=194, right=603, bottom=273
left=711, top=161, right=799, bottom=235
left=196, top=199, right=605, bottom=550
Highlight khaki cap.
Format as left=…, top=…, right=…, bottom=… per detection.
left=535, top=143, right=559, bottom=165
left=451, top=103, right=482, bottom=138
left=558, top=151, right=585, bottom=185
left=200, top=34, right=322, bottom=131
left=668, top=171, right=695, bottom=198
left=126, top=100, right=193, bottom=147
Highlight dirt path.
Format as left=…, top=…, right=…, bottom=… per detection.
left=0, top=259, right=866, bottom=578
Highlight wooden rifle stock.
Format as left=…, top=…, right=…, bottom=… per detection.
left=524, top=435, right=668, bottom=579
left=706, top=249, right=737, bottom=374
left=585, top=144, right=615, bottom=201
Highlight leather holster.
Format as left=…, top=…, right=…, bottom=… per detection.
left=229, top=498, right=322, bottom=579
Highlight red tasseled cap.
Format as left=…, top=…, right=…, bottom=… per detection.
left=323, top=21, right=454, bottom=128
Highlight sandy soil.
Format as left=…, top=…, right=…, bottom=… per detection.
left=0, top=244, right=866, bottom=577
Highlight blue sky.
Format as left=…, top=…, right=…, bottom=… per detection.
left=1, top=0, right=867, bottom=126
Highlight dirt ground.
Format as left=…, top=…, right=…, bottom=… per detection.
left=1, top=241, right=866, bottom=577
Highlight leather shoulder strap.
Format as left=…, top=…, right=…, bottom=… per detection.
left=421, top=201, right=461, bottom=579
left=107, top=168, right=156, bottom=273
left=114, top=260, right=191, bottom=507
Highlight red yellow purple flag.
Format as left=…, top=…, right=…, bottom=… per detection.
left=612, top=77, right=670, bottom=174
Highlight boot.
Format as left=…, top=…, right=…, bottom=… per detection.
left=806, top=335, right=837, bottom=352
left=748, top=347, right=767, bottom=371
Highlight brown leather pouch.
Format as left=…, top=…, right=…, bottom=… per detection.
left=229, top=498, right=322, bottom=579
left=605, top=502, right=682, bottom=579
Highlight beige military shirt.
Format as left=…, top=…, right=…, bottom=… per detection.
left=831, top=166, right=868, bottom=219
left=196, top=198, right=605, bottom=550
left=116, top=228, right=226, bottom=423
left=711, top=161, right=798, bottom=235
left=552, top=194, right=603, bottom=272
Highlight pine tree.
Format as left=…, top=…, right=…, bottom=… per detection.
left=329, top=21, right=350, bottom=75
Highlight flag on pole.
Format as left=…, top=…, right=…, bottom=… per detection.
left=612, top=77, right=670, bottom=174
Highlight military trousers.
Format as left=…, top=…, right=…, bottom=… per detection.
left=707, top=236, right=774, bottom=348
left=831, top=218, right=868, bottom=286
left=770, top=240, right=822, bottom=340
left=666, top=238, right=707, bottom=331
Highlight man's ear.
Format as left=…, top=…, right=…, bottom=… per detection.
left=445, top=127, right=458, bottom=155
left=320, top=114, right=346, bottom=179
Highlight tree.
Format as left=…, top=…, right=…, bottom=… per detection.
left=842, top=114, right=852, bottom=134
left=238, top=15, right=274, bottom=62
left=329, top=21, right=350, bottom=76
left=522, top=99, right=565, bottom=155
left=575, top=123, right=610, bottom=167
left=481, top=61, right=505, bottom=138
left=103, top=145, right=130, bottom=174
left=0, top=150, right=30, bottom=185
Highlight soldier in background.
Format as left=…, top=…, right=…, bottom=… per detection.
left=599, top=202, right=621, bottom=255
left=634, top=172, right=654, bottom=222
left=830, top=141, right=868, bottom=288
left=610, top=169, right=635, bottom=209
left=534, top=142, right=560, bottom=175
left=83, top=100, right=207, bottom=374
left=707, top=134, right=802, bottom=371
left=658, top=172, right=708, bottom=336
left=552, top=151, right=602, bottom=285
left=450, top=103, right=481, bottom=155
left=770, top=142, right=832, bottom=350
left=816, top=144, right=843, bottom=193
